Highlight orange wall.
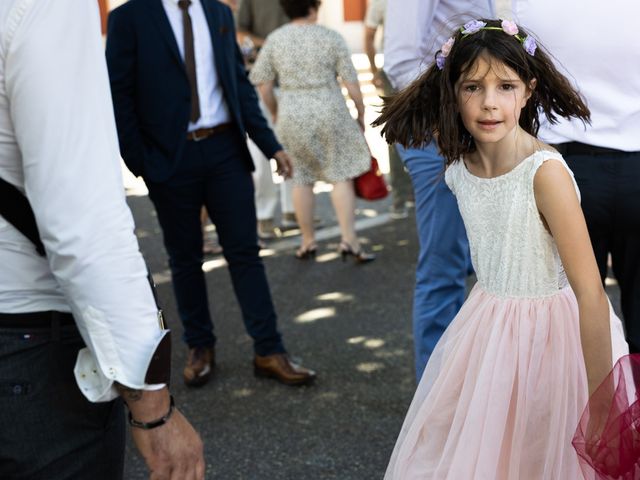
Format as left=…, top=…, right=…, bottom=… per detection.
left=343, top=0, right=366, bottom=21
left=98, top=0, right=108, bottom=34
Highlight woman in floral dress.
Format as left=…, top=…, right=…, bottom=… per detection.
left=250, top=0, right=374, bottom=263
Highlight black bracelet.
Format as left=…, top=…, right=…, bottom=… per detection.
left=128, top=395, right=175, bottom=430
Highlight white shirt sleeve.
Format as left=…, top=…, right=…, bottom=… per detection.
left=364, top=0, right=384, bottom=29
left=4, top=0, right=167, bottom=402
left=383, top=0, right=438, bottom=90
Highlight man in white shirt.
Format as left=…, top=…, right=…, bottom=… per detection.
left=0, top=1, right=203, bottom=478
left=511, top=1, right=640, bottom=353
left=383, top=0, right=494, bottom=381
left=106, top=0, right=316, bottom=388
left=364, top=0, right=413, bottom=217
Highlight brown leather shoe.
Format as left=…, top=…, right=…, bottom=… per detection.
left=254, top=353, right=316, bottom=386
left=183, top=346, right=215, bottom=387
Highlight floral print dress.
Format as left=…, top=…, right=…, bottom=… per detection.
left=250, top=24, right=370, bottom=185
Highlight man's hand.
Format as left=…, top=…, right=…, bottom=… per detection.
left=372, top=71, right=385, bottom=89
left=119, top=387, right=205, bottom=480
left=272, top=150, right=293, bottom=179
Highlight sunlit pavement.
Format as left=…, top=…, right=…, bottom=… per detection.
left=123, top=178, right=417, bottom=479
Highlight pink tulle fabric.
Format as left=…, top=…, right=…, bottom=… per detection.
left=384, top=284, right=628, bottom=480
left=573, top=354, right=640, bottom=479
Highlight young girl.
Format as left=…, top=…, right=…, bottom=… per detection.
left=374, top=19, right=629, bottom=479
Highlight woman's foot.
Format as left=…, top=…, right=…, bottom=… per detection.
left=203, top=244, right=223, bottom=256
left=338, top=241, right=375, bottom=264
left=295, top=242, right=317, bottom=260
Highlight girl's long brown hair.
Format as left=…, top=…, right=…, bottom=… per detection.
left=372, top=19, right=591, bottom=167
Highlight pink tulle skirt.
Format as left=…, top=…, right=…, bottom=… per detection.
left=385, top=284, right=628, bottom=480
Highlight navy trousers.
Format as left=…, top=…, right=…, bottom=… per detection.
left=147, top=129, right=285, bottom=356
left=562, top=145, right=640, bottom=352
left=0, top=317, right=125, bottom=479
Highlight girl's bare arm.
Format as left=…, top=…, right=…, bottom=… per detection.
left=534, top=159, right=612, bottom=396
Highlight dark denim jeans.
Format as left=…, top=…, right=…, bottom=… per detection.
left=0, top=319, right=125, bottom=479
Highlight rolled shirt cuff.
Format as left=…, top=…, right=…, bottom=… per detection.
left=73, top=303, right=170, bottom=402
left=74, top=329, right=169, bottom=402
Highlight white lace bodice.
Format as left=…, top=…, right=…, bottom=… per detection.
left=445, top=150, right=580, bottom=298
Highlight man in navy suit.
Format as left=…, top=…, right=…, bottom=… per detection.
left=106, top=0, right=316, bottom=387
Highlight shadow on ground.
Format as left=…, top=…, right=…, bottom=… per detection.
left=124, top=192, right=416, bottom=480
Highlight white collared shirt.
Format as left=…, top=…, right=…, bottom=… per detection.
left=383, top=0, right=495, bottom=90
left=511, top=0, right=640, bottom=151
left=0, top=0, right=166, bottom=402
left=162, top=0, right=231, bottom=131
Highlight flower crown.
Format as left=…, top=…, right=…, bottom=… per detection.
left=436, top=19, right=537, bottom=70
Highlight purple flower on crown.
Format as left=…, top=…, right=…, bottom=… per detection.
left=461, top=20, right=487, bottom=35
left=523, top=35, right=537, bottom=55
left=435, top=37, right=455, bottom=70
left=501, top=19, right=519, bottom=36
left=441, top=37, right=455, bottom=56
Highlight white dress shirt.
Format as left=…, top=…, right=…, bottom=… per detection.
left=162, top=0, right=231, bottom=131
left=511, top=0, right=640, bottom=151
left=0, top=0, right=166, bottom=402
left=383, top=0, right=495, bottom=90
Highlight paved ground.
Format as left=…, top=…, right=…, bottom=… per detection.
left=123, top=187, right=417, bottom=480
left=122, top=183, right=622, bottom=480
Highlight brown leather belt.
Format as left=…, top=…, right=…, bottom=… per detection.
left=186, top=122, right=234, bottom=142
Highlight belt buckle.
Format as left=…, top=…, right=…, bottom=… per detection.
left=191, top=129, right=206, bottom=142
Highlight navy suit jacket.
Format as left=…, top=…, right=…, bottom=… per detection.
left=105, top=0, right=281, bottom=183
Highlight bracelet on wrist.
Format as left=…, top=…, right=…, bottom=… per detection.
left=128, top=395, right=175, bottom=430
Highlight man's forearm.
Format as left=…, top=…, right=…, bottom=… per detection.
left=116, top=384, right=172, bottom=422
left=364, top=28, right=378, bottom=74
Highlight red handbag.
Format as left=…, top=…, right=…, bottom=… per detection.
left=354, top=156, right=389, bottom=200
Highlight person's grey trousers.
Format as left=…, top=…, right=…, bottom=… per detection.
left=0, top=314, right=125, bottom=479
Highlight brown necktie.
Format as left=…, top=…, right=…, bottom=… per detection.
left=178, top=0, right=201, bottom=123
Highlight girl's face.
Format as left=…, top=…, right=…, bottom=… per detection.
left=455, top=55, right=534, bottom=148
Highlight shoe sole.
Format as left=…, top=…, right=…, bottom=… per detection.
left=184, top=365, right=213, bottom=388
left=253, top=367, right=316, bottom=386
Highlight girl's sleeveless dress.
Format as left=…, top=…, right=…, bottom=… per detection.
left=385, top=151, right=629, bottom=479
